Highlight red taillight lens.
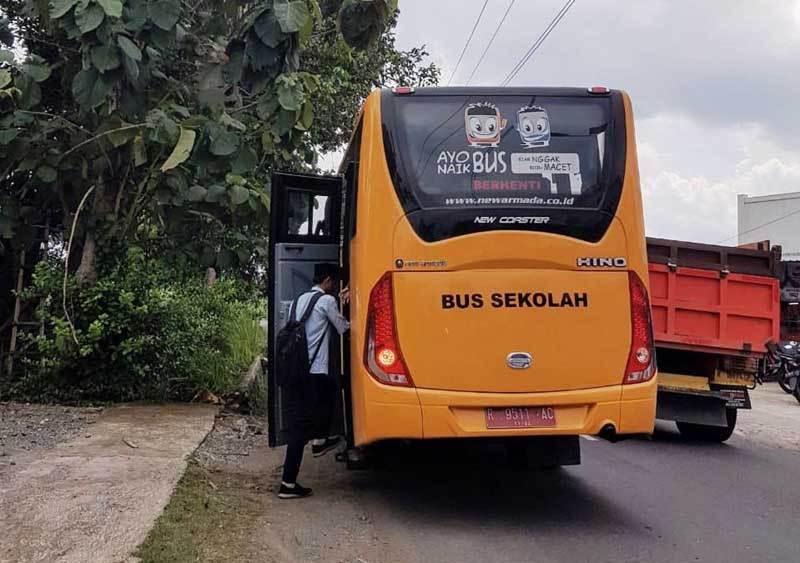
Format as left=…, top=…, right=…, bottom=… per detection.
left=364, top=273, right=413, bottom=386
left=624, top=271, right=656, bottom=384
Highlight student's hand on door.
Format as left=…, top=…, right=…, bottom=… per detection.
left=339, top=286, right=351, bottom=305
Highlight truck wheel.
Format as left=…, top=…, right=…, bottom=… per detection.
left=676, top=408, right=737, bottom=442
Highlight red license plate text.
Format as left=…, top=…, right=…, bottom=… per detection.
left=485, top=406, right=557, bottom=429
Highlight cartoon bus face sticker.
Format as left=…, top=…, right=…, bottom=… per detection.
left=517, top=106, right=551, bottom=148
left=465, top=103, right=506, bottom=147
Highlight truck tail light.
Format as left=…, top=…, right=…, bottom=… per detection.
left=624, top=271, right=656, bottom=384
left=364, top=273, right=413, bottom=386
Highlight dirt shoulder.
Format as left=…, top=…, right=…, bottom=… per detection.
left=135, top=412, right=284, bottom=563
left=0, top=403, right=102, bottom=456
left=134, top=459, right=268, bottom=563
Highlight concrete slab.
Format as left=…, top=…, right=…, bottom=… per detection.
left=0, top=403, right=217, bottom=563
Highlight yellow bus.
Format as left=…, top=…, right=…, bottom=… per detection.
left=267, top=86, right=657, bottom=466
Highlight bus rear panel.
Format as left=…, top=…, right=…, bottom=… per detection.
left=347, top=87, right=656, bottom=447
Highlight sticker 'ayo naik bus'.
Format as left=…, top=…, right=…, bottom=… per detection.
left=465, top=103, right=507, bottom=148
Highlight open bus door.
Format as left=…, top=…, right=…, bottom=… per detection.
left=267, top=172, right=343, bottom=447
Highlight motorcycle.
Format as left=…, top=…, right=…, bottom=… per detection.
left=762, top=340, right=800, bottom=403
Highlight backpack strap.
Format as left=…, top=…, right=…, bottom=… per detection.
left=301, top=291, right=332, bottom=372
left=309, top=322, right=331, bottom=368
left=299, top=291, right=325, bottom=323
left=288, top=294, right=300, bottom=323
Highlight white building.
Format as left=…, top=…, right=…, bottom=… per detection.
left=738, top=191, right=800, bottom=259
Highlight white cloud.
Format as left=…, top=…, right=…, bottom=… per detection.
left=639, top=113, right=800, bottom=242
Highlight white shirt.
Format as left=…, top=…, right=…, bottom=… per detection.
left=293, top=286, right=350, bottom=375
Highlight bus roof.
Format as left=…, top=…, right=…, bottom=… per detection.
left=385, top=86, right=619, bottom=98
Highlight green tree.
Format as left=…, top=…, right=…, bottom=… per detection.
left=0, top=0, right=437, bottom=286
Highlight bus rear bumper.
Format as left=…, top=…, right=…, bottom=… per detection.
left=418, top=382, right=656, bottom=439
left=355, top=378, right=656, bottom=445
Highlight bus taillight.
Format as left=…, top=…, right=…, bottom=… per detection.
left=364, top=273, right=413, bottom=386
left=624, top=271, right=656, bottom=384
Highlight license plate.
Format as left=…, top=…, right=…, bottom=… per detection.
left=715, top=386, right=751, bottom=409
left=485, top=406, right=556, bottom=429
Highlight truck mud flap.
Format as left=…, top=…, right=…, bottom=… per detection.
left=656, top=389, right=729, bottom=427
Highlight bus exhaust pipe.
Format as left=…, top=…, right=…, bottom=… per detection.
left=598, top=424, right=620, bottom=442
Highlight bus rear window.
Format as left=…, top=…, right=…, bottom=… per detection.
left=381, top=89, right=627, bottom=242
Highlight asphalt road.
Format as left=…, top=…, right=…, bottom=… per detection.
left=250, top=419, right=800, bottom=563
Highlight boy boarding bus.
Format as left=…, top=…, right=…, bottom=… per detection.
left=267, top=87, right=657, bottom=466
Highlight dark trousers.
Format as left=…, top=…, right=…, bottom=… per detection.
left=281, top=375, right=338, bottom=484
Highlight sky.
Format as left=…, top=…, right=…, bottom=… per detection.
left=391, top=0, right=800, bottom=244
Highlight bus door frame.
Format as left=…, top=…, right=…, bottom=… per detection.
left=267, top=172, right=344, bottom=447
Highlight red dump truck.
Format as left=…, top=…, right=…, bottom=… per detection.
left=647, top=238, right=781, bottom=441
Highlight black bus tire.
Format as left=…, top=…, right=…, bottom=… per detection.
left=676, top=408, right=737, bottom=443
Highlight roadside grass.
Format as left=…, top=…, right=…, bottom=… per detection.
left=135, top=458, right=262, bottom=563
left=191, top=305, right=267, bottom=398
left=225, top=305, right=267, bottom=373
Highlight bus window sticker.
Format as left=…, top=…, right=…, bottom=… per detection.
left=516, top=106, right=551, bottom=148
left=464, top=103, right=507, bottom=148
left=509, top=153, right=583, bottom=195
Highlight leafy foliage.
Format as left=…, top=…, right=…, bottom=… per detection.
left=338, top=0, right=397, bottom=49
left=0, top=0, right=409, bottom=277
left=5, top=248, right=266, bottom=402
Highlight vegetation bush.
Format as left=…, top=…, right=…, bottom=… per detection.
left=4, top=247, right=265, bottom=403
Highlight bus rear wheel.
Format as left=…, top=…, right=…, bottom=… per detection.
left=676, top=408, right=737, bottom=442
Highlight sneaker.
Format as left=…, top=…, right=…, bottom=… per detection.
left=278, top=482, right=313, bottom=499
left=312, top=436, right=343, bottom=458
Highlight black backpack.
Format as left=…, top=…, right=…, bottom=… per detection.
left=275, top=291, right=326, bottom=389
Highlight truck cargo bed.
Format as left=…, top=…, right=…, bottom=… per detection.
left=646, top=238, right=780, bottom=357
